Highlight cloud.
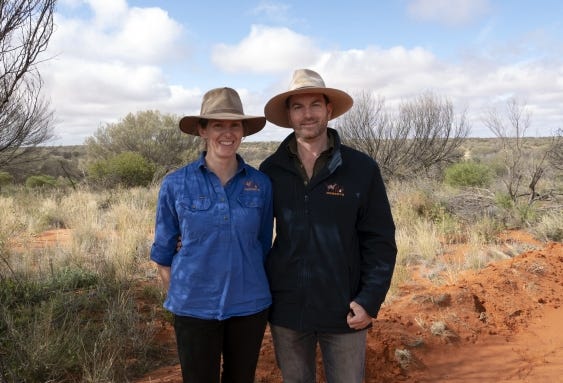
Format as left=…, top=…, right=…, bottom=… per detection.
left=407, top=0, right=491, bottom=26
left=250, top=1, right=290, bottom=23
left=39, top=4, right=562, bottom=145
left=299, top=46, right=562, bottom=136
left=40, top=1, right=190, bottom=144
left=52, top=6, right=185, bottom=64
left=86, top=0, right=128, bottom=27
left=314, top=46, right=440, bottom=97
left=211, top=25, right=320, bottom=73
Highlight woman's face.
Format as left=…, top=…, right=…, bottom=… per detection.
left=198, top=119, right=244, bottom=159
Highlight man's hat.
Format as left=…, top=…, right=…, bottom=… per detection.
left=264, top=69, right=353, bottom=128
left=179, top=87, right=266, bottom=136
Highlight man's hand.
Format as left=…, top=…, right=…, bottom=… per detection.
left=347, top=301, right=373, bottom=330
left=176, top=236, right=182, bottom=252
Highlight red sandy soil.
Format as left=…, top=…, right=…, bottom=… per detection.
left=22, top=229, right=563, bottom=382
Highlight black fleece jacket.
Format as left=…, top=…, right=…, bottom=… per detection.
left=259, top=129, right=397, bottom=333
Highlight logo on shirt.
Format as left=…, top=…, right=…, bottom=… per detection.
left=244, top=180, right=260, bottom=191
left=325, top=183, right=345, bottom=197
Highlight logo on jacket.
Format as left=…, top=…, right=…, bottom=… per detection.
left=325, top=183, right=345, bottom=197
left=244, top=180, right=260, bottom=191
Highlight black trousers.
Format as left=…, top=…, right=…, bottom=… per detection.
left=173, top=309, right=268, bottom=383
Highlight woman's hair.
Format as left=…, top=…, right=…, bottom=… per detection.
left=198, top=118, right=209, bottom=128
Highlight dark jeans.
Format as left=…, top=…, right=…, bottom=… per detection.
left=173, top=309, right=268, bottom=383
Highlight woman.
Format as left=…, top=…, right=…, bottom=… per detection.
left=150, top=87, right=273, bottom=383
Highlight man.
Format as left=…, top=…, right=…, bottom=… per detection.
left=259, top=69, right=397, bottom=383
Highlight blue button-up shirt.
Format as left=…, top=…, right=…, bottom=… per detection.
left=150, top=153, right=273, bottom=320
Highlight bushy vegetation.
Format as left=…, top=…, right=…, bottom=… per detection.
left=0, top=136, right=561, bottom=382
left=0, top=171, right=13, bottom=189
left=84, top=110, right=200, bottom=178
left=337, top=92, right=468, bottom=179
left=25, top=174, right=57, bottom=188
left=87, top=151, right=156, bottom=188
left=444, top=161, right=492, bottom=187
left=0, top=186, right=170, bottom=382
left=1, top=267, right=163, bottom=382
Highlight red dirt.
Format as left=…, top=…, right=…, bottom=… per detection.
left=25, top=229, right=563, bottom=382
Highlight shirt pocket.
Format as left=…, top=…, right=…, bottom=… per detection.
left=236, top=194, right=264, bottom=236
left=177, top=196, right=213, bottom=243
left=182, top=196, right=212, bottom=211
left=238, top=194, right=263, bottom=208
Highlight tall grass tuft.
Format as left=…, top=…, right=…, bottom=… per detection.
left=533, top=209, right=563, bottom=242
left=0, top=186, right=168, bottom=382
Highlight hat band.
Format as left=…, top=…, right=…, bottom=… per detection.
left=205, top=108, right=244, bottom=115
left=293, top=85, right=322, bottom=91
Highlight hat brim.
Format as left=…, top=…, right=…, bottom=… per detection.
left=264, top=87, right=353, bottom=128
left=179, top=113, right=267, bottom=136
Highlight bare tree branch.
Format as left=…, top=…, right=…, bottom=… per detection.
left=547, top=128, right=563, bottom=171
left=337, top=91, right=469, bottom=179
left=483, top=98, right=556, bottom=205
left=0, top=0, right=56, bottom=168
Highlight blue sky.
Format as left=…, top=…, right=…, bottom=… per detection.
left=40, top=0, right=563, bottom=145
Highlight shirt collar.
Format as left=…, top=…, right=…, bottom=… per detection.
left=196, top=151, right=247, bottom=175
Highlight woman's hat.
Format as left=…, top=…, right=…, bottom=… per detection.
left=179, top=87, right=266, bottom=136
left=264, top=69, right=353, bottom=128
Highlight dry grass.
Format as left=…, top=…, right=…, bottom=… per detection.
left=0, top=186, right=166, bottom=382
left=1, top=136, right=561, bottom=381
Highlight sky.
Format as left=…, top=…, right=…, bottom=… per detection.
left=38, top=0, right=563, bottom=145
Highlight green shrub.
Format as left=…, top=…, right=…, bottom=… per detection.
left=0, top=171, right=13, bottom=189
left=444, top=162, right=492, bottom=188
left=88, top=151, right=156, bottom=188
left=25, top=175, right=57, bottom=188
left=494, top=192, right=514, bottom=209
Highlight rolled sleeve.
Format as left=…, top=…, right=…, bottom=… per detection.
left=150, top=177, right=180, bottom=266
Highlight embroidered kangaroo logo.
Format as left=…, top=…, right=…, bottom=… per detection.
left=326, top=183, right=345, bottom=197
left=244, top=180, right=260, bottom=191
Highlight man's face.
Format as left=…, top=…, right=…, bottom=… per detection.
left=287, top=93, right=332, bottom=141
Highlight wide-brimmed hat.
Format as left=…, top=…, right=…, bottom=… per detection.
left=179, top=87, right=266, bottom=136
left=264, top=69, right=353, bottom=128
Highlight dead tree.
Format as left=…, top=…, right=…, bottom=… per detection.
left=0, top=0, right=56, bottom=168
left=547, top=128, right=562, bottom=171
left=483, top=98, right=554, bottom=205
left=337, top=91, right=469, bottom=180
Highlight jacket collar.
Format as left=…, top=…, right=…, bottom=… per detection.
left=272, top=128, right=343, bottom=180
left=278, top=128, right=342, bottom=157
